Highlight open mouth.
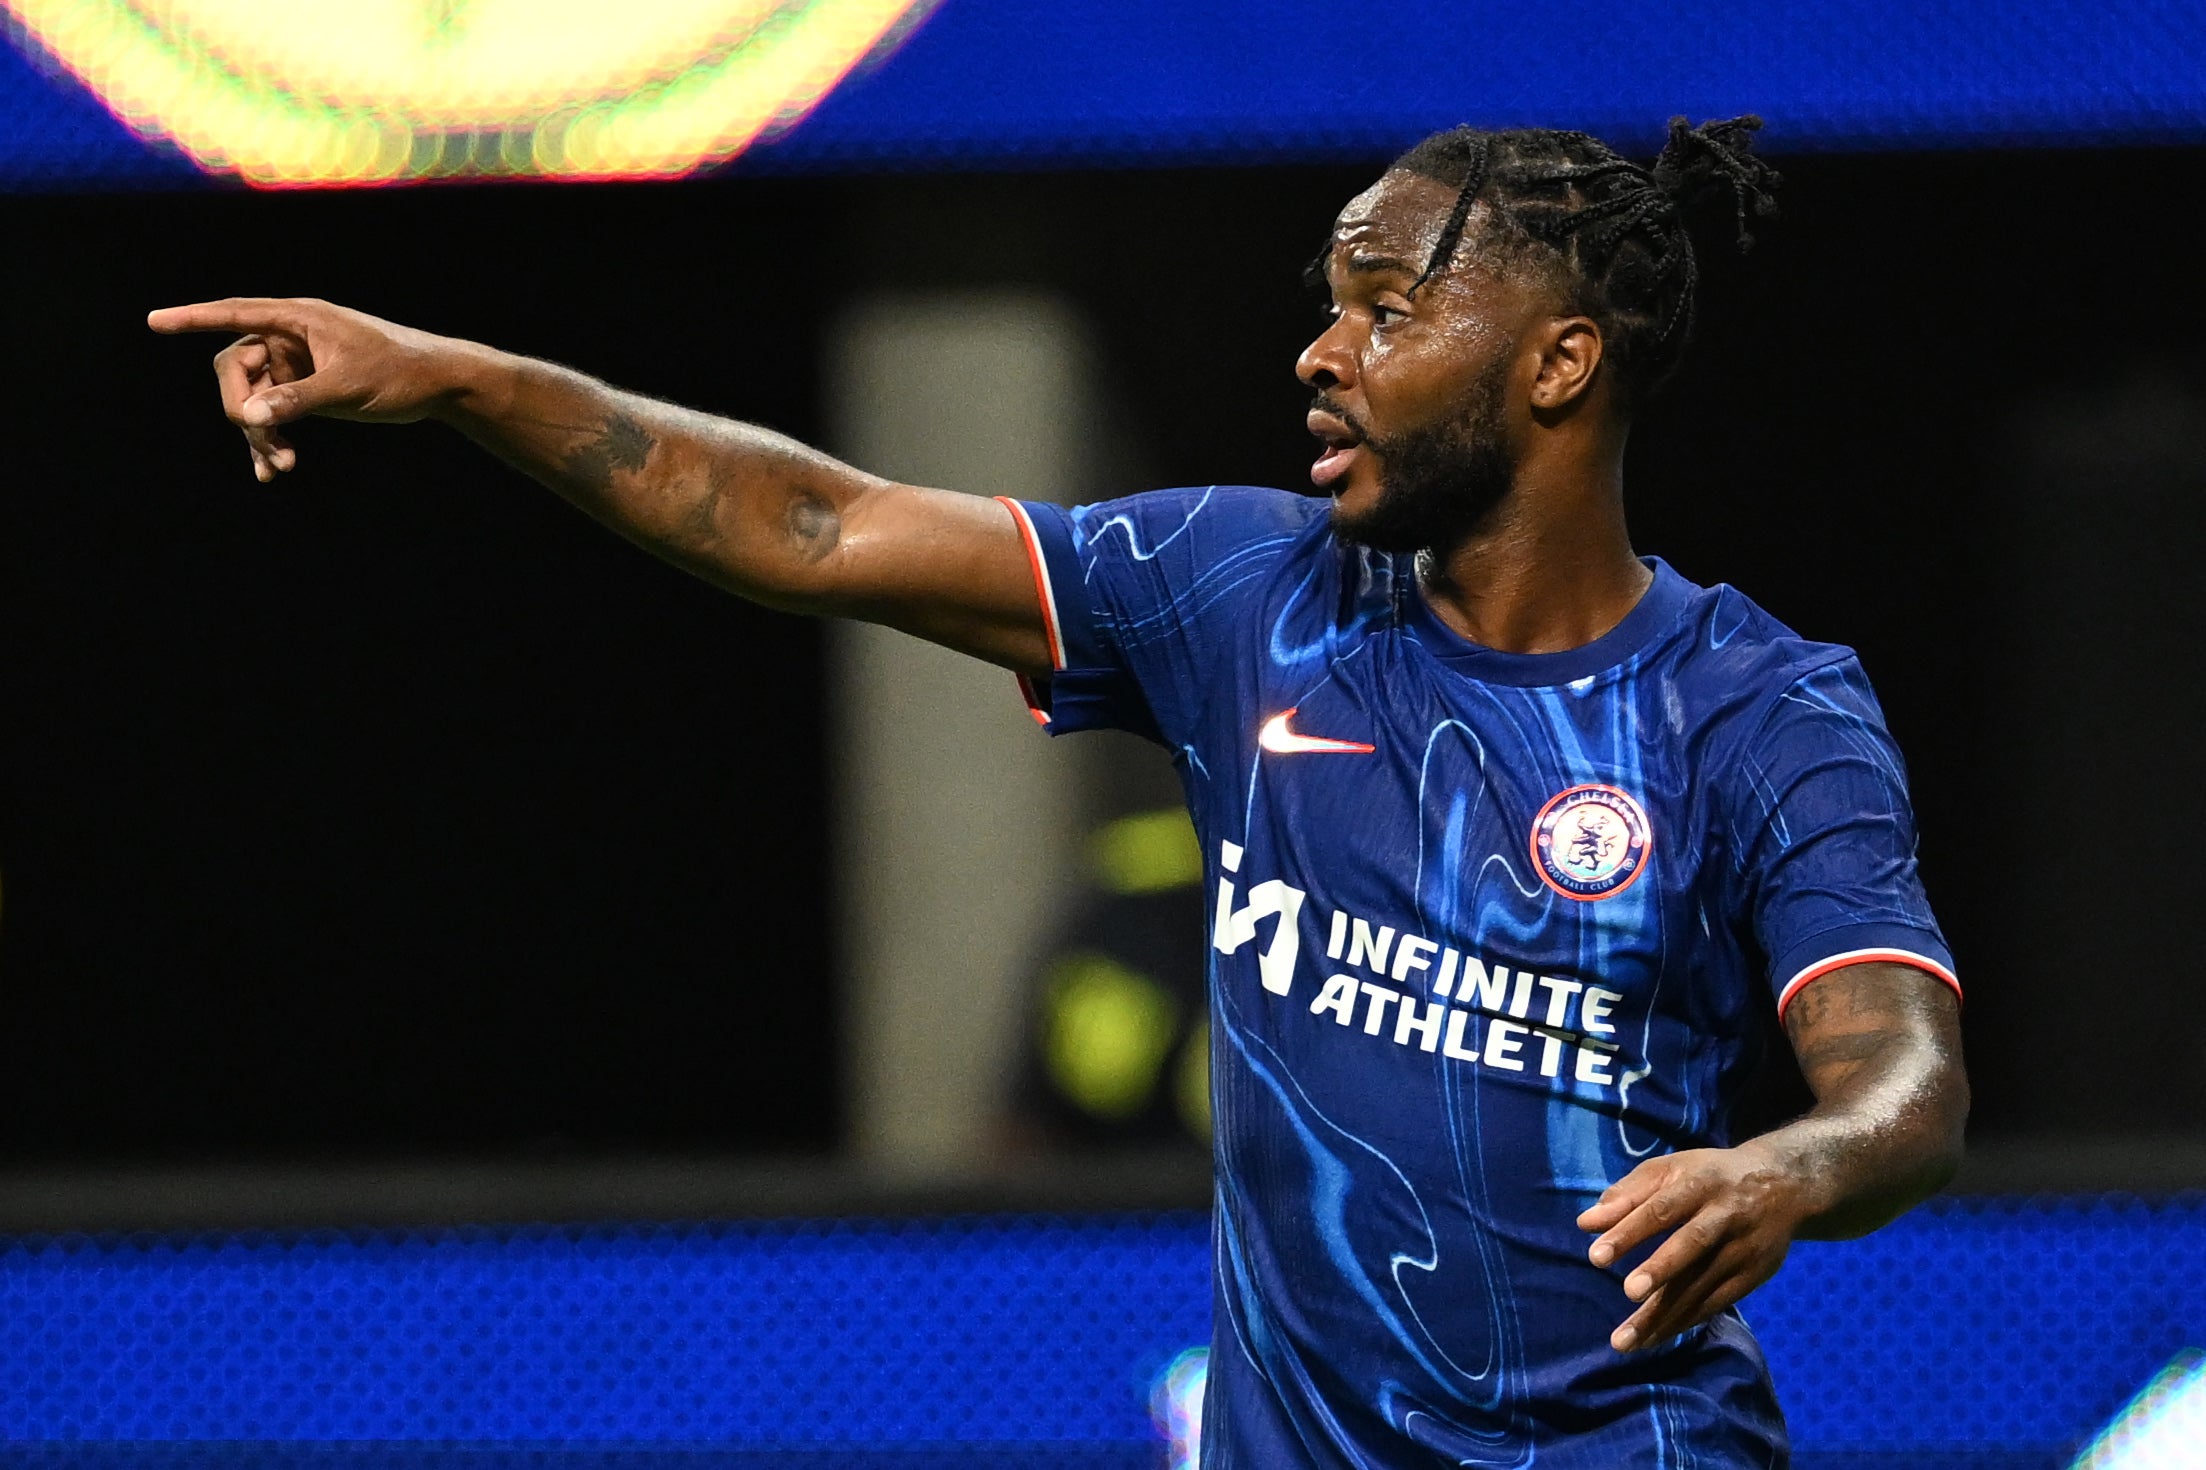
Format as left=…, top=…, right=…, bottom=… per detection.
left=1306, top=408, right=1365, bottom=489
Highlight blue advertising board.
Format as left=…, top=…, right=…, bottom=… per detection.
left=3, top=1195, right=2204, bottom=1466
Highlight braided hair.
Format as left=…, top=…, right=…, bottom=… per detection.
left=1390, top=116, right=1781, bottom=407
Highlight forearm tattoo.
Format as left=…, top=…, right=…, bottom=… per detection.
left=784, top=487, right=840, bottom=562
left=559, top=410, right=656, bottom=492
left=540, top=404, right=843, bottom=576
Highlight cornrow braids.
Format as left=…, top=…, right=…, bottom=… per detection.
left=1392, top=116, right=1781, bottom=406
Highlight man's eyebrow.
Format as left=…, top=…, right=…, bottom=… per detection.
left=1346, top=253, right=1418, bottom=277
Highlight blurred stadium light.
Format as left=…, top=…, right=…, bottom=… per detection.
left=1005, top=806, right=1211, bottom=1153
left=0, top=0, right=939, bottom=184
left=2073, top=1353, right=2206, bottom=1470
left=1147, top=1346, right=1206, bottom=1470
left=8, top=0, right=2206, bottom=188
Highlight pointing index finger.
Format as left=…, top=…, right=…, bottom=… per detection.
left=147, top=298, right=305, bottom=337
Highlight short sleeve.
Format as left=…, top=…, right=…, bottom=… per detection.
left=1731, top=657, right=1962, bottom=1020
left=1000, top=486, right=1321, bottom=747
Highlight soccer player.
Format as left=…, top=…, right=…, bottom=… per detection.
left=150, top=116, right=1968, bottom=1466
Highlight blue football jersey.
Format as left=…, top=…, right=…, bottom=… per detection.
left=1002, top=486, right=1959, bottom=1469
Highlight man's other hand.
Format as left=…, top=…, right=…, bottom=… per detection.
left=1576, top=1141, right=1810, bottom=1353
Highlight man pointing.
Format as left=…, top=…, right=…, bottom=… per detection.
left=153, top=117, right=1967, bottom=1466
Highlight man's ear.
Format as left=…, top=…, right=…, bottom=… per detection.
left=1530, top=316, right=1604, bottom=411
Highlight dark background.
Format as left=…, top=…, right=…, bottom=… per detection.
left=3, top=147, right=2201, bottom=1167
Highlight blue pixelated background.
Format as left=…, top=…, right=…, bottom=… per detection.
left=3, top=1196, right=2202, bottom=1466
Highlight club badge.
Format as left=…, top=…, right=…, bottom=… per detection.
left=1531, top=784, right=1652, bottom=900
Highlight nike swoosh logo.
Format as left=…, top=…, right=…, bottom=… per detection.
left=1258, top=708, right=1375, bottom=755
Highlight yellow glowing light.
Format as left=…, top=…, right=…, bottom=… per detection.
left=1, top=0, right=935, bottom=185
left=1043, top=953, right=1180, bottom=1122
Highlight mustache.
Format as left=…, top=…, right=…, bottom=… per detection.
left=1310, top=394, right=1373, bottom=446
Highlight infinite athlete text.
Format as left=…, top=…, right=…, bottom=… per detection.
left=1212, top=840, right=1629, bottom=1088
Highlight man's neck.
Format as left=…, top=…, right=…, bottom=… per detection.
left=1415, top=472, right=1649, bottom=656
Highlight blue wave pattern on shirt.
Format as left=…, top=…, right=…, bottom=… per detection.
left=1019, top=486, right=1951, bottom=1469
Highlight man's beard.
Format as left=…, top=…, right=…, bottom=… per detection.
left=1324, top=356, right=1517, bottom=556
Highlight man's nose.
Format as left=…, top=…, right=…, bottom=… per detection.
left=1296, top=322, right=1353, bottom=391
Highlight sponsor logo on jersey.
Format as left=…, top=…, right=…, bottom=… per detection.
left=1212, top=842, right=1631, bottom=1090
left=1531, top=784, right=1652, bottom=900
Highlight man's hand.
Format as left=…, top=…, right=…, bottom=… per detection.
left=1578, top=961, right=1966, bottom=1355
left=148, top=298, right=469, bottom=482
left=1576, top=1139, right=1811, bottom=1353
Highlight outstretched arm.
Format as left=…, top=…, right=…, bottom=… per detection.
left=1576, top=961, right=1967, bottom=1351
left=147, top=297, right=1052, bottom=673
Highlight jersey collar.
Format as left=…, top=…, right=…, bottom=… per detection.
left=1401, top=556, right=1694, bottom=687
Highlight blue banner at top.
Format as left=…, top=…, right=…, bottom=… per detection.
left=3, top=0, right=2203, bottom=191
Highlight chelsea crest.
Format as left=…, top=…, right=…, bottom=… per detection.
left=1532, top=784, right=1653, bottom=900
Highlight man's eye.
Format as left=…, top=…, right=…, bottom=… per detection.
left=1372, top=302, right=1407, bottom=326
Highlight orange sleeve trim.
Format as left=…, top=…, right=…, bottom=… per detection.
left=1014, top=674, right=1051, bottom=727
left=1776, top=948, right=1963, bottom=1023
left=994, top=496, right=1065, bottom=672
